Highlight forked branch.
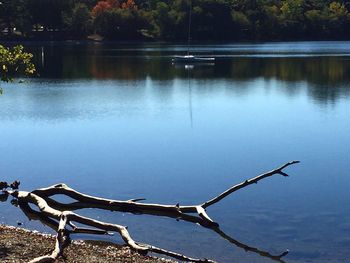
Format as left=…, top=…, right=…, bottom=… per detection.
left=1, top=161, right=299, bottom=262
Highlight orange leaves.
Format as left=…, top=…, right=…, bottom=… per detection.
left=121, top=0, right=137, bottom=10
left=92, top=0, right=120, bottom=16
left=92, top=0, right=137, bottom=16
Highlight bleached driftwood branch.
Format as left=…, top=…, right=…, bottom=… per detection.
left=1, top=161, right=299, bottom=263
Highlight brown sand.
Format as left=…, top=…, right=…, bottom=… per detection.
left=0, top=225, right=175, bottom=263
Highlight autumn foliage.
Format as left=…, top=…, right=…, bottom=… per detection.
left=92, top=0, right=120, bottom=16
left=92, top=0, right=137, bottom=16
left=3, top=0, right=350, bottom=41
left=121, top=0, right=137, bottom=10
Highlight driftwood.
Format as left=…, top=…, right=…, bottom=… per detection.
left=1, top=161, right=299, bottom=263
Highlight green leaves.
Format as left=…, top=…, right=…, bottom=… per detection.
left=0, top=45, right=35, bottom=83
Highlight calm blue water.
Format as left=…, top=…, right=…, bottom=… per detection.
left=1, top=42, right=350, bottom=262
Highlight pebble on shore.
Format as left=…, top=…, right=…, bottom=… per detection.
left=0, top=225, right=175, bottom=263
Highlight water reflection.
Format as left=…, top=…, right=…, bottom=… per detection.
left=24, top=43, right=350, bottom=105
left=0, top=184, right=288, bottom=263
left=1, top=43, right=350, bottom=263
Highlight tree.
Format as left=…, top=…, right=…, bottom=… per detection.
left=93, top=1, right=151, bottom=40
left=64, top=3, right=93, bottom=37
left=279, top=0, right=306, bottom=38
left=327, top=1, right=350, bottom=38
left=0, top=45, right=35, bottom=94
left=121, top=0, right=137, bottom=9
left=152, top=2, right=178, bottom=39
left=28, top=0, right=72, bottom=32
left=2, top=0, right=350, bottom=41
left=305, top=9, right=328, bottom=39
left=0, top=0, right=32, bottom=36
left=0, top=45, right=35, bottom=82
left=231, top=10, right=251, bottom=39
left=92, top=0, right=120, bottom=16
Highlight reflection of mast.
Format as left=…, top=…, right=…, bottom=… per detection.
left=41, top=47, right=45, bottom=67
left=187, top=65, right=193, bottom=128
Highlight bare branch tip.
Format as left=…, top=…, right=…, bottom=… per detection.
left=289, top=160, right=300, bottom=165
left=279, top=171, right=289, bottom=177
left=279, top=249, right=290, bottom=257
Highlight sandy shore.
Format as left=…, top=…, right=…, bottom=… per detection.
left=0, top=225, right=175, bottom=262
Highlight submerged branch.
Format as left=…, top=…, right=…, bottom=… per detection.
left=1, top=161, right=299, bottom=262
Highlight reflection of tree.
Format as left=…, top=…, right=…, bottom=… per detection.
left=28, top=44, right=350, bottom=104
left=228, top=57, right=349, bottom=85
left=307, top=84, right=350, bottom=105
left=227, top=57, right=350, bottom=104
left=90, top=56, right=147, bottom=80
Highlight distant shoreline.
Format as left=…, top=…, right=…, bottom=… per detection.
left=2, top=35, right=350, bottom=45
left=2, top=39, right=350, bottom=51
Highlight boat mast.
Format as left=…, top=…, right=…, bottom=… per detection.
left=187, top=0, right=192, bottom=56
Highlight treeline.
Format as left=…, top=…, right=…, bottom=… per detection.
left=1, top=0, right=350, bottom=41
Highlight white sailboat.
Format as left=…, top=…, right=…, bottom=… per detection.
left=172, top=0, right=215, bottom=63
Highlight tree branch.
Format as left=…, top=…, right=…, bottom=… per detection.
left=202, top=161, right=299, bottom=209
left=28, top=214, right=70, bottom=263
left=1, top=161, right=299, bottom=262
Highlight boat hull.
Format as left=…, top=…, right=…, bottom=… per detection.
left=172, top=56, right=215, bottom=63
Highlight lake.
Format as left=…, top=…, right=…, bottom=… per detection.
left=1, top=41, right=350, bottom=262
